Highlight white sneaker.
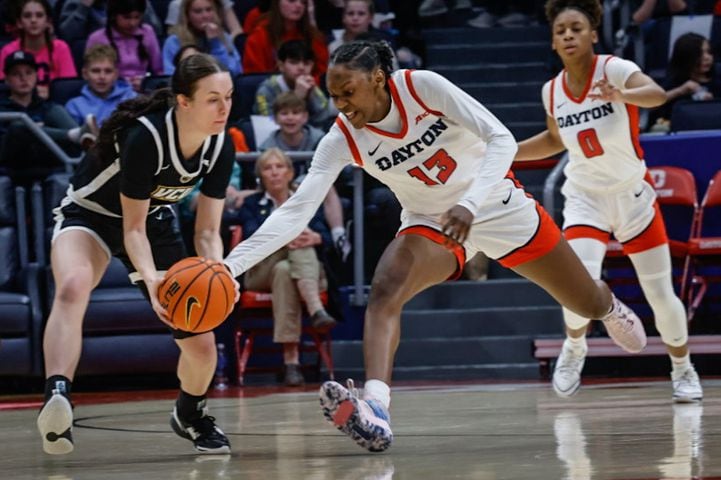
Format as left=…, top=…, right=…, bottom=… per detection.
left=601, top=296, right=647, bottom=353
left=672, top=366, right=703, bottom=403
left=552, top=340, right=586, bottom=397
left=37, top=390, right=74, bottom=455
left=418, top=0, right=448, bottom=17
left=467, top=9, right=496, bottom=28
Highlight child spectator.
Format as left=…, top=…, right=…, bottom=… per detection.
left=0, top=51, right=98, bottom=184
left=243, top=0, right=329, bottom=82
left=166, top=0, right=243, bottom=39
left=253, top=40, right=334, bottom=129
left=163, top=0, right=242, bottom=75
left=58, top=0, right=163, bottom=45
left=261, top=92, right=351, bottom=262
left=0, top=0, right=77, bottom=99
left=327, top=0, right=394, bottom=55
left=650, top=32, right=720, bottom=130
left=65, top=45, right=137, bottom=127
left=85, top=0, right=162, bottom=92
left=259, top=91, right=325, bottom=151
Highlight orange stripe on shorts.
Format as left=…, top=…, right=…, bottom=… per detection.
left=564, top=225, right=611, bottom=244
left=498, top=203, right=562, bottom=268
left=397, top=225, right=466, bottom=280
left=621, top=202, right=668, bottom=254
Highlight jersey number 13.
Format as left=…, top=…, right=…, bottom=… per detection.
left=407, top=149, right=458, bottom=186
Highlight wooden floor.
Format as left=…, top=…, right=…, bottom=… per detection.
left=2, top=379, right=720, bottom=479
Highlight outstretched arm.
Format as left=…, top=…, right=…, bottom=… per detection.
left=515, top=114, right=566, bottom=161
left=224, top=131, right=350, bottom=277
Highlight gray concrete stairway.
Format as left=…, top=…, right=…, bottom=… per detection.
left=422, top=26, right=553, bottom=140
left=330, top=279, right=564, bottom=381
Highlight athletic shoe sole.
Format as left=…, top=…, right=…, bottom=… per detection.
left=169, top=409, right=231, bottom=454
left=37, top=395, right=74, bottom=455
left=673, top=394, right=703, bottom=404
left=553, top=376, right=581, bottom=397
left=319, top=382, right=393, bottom=452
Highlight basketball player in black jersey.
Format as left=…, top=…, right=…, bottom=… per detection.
left=37, top=53, right=238, bottom=455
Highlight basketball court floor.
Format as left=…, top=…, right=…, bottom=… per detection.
left=2, top=379, right=720, bottom=479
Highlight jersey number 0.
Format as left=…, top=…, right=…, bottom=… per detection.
left=407, top=149, right=458, bottom=186
left=577, top=128, right=605, bottom=158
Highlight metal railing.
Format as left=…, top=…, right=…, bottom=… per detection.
left=0, top=112, right=81, bottom=173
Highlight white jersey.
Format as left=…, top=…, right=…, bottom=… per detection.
left=543, top=55, right=646, bottom=192
left=225, top=69, right=517, bottom=277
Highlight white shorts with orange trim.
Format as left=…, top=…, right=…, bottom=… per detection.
left=398, top=175, right=561, bottom=275
left=562, top=176, right=668, bottom=255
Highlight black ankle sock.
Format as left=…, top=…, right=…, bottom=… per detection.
left=176, top=390, right=207, bottom=421
left=45, top=375, right=72, bottom=403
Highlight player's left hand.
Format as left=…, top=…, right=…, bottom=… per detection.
left=441, top=205, right=473, bottom=246
left=589, top=78, right=624, bottom=103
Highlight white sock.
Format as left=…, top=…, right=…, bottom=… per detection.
left=565, top=335, right=587, bottom=355
left=363, top=379, right=390, bottom=409
left=331, top=227, right=345, bottom=244
left=670, top=353, right=692, bottom=375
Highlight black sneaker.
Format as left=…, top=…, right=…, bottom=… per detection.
left=170, top=407, right=231, bottom=454
left=310, top=309, right=337, bottom=330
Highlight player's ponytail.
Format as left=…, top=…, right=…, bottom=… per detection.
left=94, top=53, right=228, bottom=160
left=330, top=40, right=395, bottom=89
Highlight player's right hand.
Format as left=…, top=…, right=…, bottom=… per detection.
left=146, top=276, right=174, bottom=328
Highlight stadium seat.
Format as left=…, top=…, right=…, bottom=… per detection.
left=141, top=74, right=170, bottom=93
left=227, top=225, right=335, bottom=386
left=604, top=166, right=698, bottom=319
left=229, top=72, right=271, bottom=122
left=30, top=173, right=180, bottom=376
left=670, top=99, right=721, bottom=132
left=684, top=170, right=721, bottom=320
left=49, top=77, right=85, bottom=106
left=0, top=176, right=43, bottom=376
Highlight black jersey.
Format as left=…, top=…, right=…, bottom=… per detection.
left=66, top=108, right=235, bottom=217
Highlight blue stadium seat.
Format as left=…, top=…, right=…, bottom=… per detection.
left=0, top=176, right=43, bottom=376
left=670, top=100, right=721, bottom=132
left=230, top=72, right=271, bottom=122
left=49, top=77, right=85, bottom=105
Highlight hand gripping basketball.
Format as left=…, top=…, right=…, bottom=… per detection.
left=157, top=257, right=236, bottom=332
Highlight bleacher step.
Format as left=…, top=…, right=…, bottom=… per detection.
left=427, top=42, right=549, bottom=64
left=328, top=363, right=541, bottom=381
left=403, top=279, right=557, bottom=309
left=423, top=26, right=550, bottom=44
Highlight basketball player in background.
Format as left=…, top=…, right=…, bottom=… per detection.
left=515, top=0, right=702, bottom=402
left=223, top=40, right=647, bottom=452
left=38, top=53, right=238, bottom=455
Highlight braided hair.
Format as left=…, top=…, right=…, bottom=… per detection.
left=106, top=0, right=149, bottom=64
left=329, top=40, right=395, bottom=90
left=94, top=53, right=228, bottom=160
left=545, top=0, right=603, bottom=29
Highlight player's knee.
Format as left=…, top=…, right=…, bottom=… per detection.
left=54, top=271, right=94, bottom=304
left=368, top=265, right=412, bottom=308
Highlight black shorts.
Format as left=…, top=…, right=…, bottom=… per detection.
left=53, top=201, right=197, bottom=339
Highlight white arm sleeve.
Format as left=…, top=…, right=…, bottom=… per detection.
left=410, top=70, right=517, bottom=215
left=605, top=57, right=641, bottom=89
left=223, top=128, right=350, bottom=277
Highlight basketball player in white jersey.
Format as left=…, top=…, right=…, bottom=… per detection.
left=516, top=0, right=702, bottom=402
left=224, top=40, right=646, bottom=452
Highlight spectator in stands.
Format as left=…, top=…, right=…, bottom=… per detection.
left=650, top=32, right=720, bottom=130
left=165, top=0, right=243, bottom=38
left=65, top=45, right=137, bottom=126
left=85, top=0, right=163, bottom=92
left=58, top=0, right=162, bottom=45
left=163, top=0, right=242, bottom=75
left=0, top=0, right=77, bottom=99
left=632, top=0, right=687, bottom=24
left=242, top=0, right=329, bottom=82
left=242, top=0, right=271, bottom=34
left=327, top=0, right=396, bottom=55
left=259, top=91, right=325, bottom=151
left=0, top=51, right=98, bottom=184
left=262, top=92, right=351, bottom=262
left=253, top=39, right=334, bottom=129
left=237, top=147, right=336, bottom=387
